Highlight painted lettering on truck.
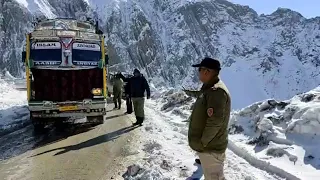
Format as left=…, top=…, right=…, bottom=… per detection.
left=32, top=42, right=61, bottom=49
left=73, top=43, right=100, bottom=51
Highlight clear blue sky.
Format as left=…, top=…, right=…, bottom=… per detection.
left=229, top=0, right=319, bottom=18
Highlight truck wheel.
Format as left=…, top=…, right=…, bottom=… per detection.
left=53, top=118, right=68, bottom=130
left=32, top=118, right=45, bottom=133
left=87, top=115, right=104, bottom=125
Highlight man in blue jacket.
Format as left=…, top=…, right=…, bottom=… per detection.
left=130, top=69, right=150, bottom=126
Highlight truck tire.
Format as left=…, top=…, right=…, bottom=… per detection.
left=53, top=118, right=68, bottom=130
left=87, top=115, right=104, bottom=125
left=31, top=118, right=45, bottom=133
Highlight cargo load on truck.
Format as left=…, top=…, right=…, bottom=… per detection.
left=22, top=18, right=109, bottom=131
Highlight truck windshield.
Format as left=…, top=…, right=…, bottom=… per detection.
left=72, top=50, right=101, bottom=62
left=30, top=49, right=62, bottom=61
left=72, top=43, right=101, bottom=65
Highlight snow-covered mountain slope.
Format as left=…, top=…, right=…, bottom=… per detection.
left=3, top=0, right=320, bottom=108
left=97, top=0, right=320, bottom=108
left=0, top=0, right=90, bottom=76
left=152, top=85, right=320, bottom=179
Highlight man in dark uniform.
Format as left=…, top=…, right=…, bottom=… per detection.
left=184, top=57, right=231, bottom=180
left=130, top=69, right=150, bottom=126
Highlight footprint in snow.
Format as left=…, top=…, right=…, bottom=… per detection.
left=142, top=141, right=162, bottom=153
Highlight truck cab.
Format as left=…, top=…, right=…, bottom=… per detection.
left=22, top=18, right=109, bottom=131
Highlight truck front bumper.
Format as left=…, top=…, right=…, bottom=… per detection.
left=29, top=100, right=107, bottom=118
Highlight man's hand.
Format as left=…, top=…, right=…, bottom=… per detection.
left=182, top=87, right=200, bottom=98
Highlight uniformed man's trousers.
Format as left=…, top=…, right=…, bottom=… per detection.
left=113, top=91, right=122, bottom=109
left=132, top=97, right=145, bottom=124
left=197, top=151, right=225, bottom=180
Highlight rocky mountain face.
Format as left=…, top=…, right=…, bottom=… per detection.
left=3, top=0, right=320, bottom=108
left=0, top=0, right=32, bottom=74
left=0, top=0, right=90, bottom=75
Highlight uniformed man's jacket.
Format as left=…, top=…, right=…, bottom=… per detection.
left=187, top=78, right=231, bottom=153
left=113, top=78, right=124, bottom=92
left=129, top=75, right=150, bottom=98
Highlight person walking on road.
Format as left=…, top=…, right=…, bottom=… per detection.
left=184, top=57, right=231, bottom=180
left=119, top=73, right=133, bottom=114
left=130, top=69, right=150, bottom=126
left=113, top=73, right=124, bottom=110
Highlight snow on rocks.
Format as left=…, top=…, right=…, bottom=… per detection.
left=155, top=89, right=194, bottom=122
left=141, top=87, right=320, bottom=179
left=229, top=86, right=320, bottom=179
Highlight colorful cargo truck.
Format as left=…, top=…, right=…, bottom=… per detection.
left=22, top=18, right=109, bottom=131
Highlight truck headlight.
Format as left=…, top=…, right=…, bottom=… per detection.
left=91, top=88, right=102, bottom=95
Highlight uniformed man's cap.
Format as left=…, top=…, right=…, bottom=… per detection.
left=192, top=57, right=221, bottom=70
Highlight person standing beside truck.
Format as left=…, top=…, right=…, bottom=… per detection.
left=113, top=73, right=124, bottom=109
left=119, top=72, right=133, bottom=114
left=130, top=69, right=150, bottom=126
left=184, top=57, right=231, bottom=180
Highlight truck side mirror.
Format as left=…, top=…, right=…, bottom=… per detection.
left=22, top=51, right=26, bottom=62
left=105, top=54, right=109, bottom=64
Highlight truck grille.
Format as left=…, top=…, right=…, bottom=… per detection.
left=31, top=69, right=103, bottom=102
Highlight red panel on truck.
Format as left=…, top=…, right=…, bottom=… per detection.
left=31, top=69, right=103, bottom=102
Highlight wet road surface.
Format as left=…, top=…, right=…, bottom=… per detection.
left=0, top=106, right=139, bottom=180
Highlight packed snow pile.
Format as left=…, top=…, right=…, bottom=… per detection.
left=0, top=78, right=29, bottom=136
left=122, top=99, right=284, bottom=180
left=154, top=89, right=195, bottom=121
left=1, top=69, right=16, bottom=81
left=229, top=86, right=320, bottom=179
left=149, top=87, right=320, bottom=179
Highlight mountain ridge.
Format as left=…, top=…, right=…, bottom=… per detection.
left=2, top=0, right=320, bottom=108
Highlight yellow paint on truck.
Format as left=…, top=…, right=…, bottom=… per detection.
left=101, top=36, right=107, bottom=98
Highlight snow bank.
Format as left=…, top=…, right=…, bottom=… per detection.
left=144, top=87, right=320, bottom=179
left=3, top=70, right=16, bottom=80
left=153, top=89, right=194, bottom=121
left=229, top=86, right=320, bottom=179
left=122, top=96, right=283, bottom=179
left=0, top=78, right=29, bottom=136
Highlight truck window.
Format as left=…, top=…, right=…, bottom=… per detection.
left=30, top=42, right=62, bottom=63
left=30, top=49, right=62, bottom=62
left=72, top=50, right=101, bottom=62
left=72, top=43, right=101, bottom=63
